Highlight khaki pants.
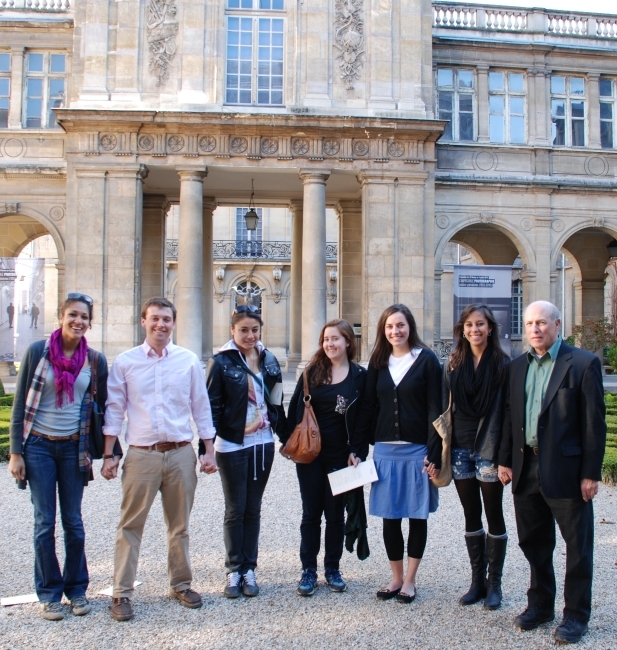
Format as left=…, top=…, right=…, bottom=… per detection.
left=113, top=444, right=198, bottom=599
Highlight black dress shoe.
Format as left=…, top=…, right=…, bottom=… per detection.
left=376, top=587, right=401, bottom=600
left=513, top=606, right=555, bottom=631
left=396, top=588, right=416, bottom=604
left=554, top=618, right=588, bottom=644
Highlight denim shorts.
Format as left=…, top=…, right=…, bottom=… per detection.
left=451, top=448, right=499, bottom=482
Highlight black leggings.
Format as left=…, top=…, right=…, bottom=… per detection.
left=382, top=518, right=427, bottom=561
left=454, top=477, right=506, bottom=536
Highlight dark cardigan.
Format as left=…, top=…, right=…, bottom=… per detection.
left=356, top=348, right=443, bottom=467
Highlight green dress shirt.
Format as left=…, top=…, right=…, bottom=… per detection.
left=525, top=336, right=562, bottom=447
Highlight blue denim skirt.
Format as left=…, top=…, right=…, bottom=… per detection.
left=369, top=442, right=439, bottom=519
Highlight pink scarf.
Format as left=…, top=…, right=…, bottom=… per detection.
left=48, top=328, right=89, bottom=408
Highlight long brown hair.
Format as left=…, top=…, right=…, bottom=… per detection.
left=306, top=319, right=356, bottom=388
left=369, top=304, right=427, bottom=370
left=449, top=303, right=509, bottom=383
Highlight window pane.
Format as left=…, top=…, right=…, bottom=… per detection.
left=228, top=16, right=239, bottom=29
left=551, top=76, right=565, bottom=94
left=272, top=0, right=284, bottom=7
left=552, top=99, right=565, bottom=117
left=552, top=118, right=565, bottom=145
left=510, top=97, right=524, bottom=114
left=26, top=98, right=42, bottom=128
left=49, top=78, right=64, bottom=97
left=0, top=78, right=9, bottom=96
left=438, top=91, right=452, bottom=112
left=489, top=95, right=503, bottom=115
left=572, top=119, right=585, bottom=146
left=0, top=53, right=10, bottom=73
left=601, top=121, right=613, bottom=149
left=442, top=120, right=452, bottom=141
left=458, top=70, right=473, bottom=89
left=28, top=53, right=44, bottom=73
left=509, top=73, right=524, bottom=92
left=488, top=72, right=503, bottom=91
left=50, top=54, right=66, bottom=73
left=510, top=115, right=525, bottom=143
left=570, top=78, right=584, bottom=95
left=459, top=94, right=472, bottom=112
left=571, top=101, right=584, bottom=118
left=241, top=0, right=252, bottom=7
left=490, top=115, right=504, bottom=143
left=227, top=0, right=240, bottom=7
left=459, top=113, right=474, bottom=141
left=226, top=89, right=238, bottom=103
left=437, top=69, right=452, bottom=87
left=600, top=102, right=613, bottom=120
left=599, top=79, right=613, bottom=97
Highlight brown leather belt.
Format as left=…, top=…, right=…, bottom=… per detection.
left=129, top=440, right=191, bottom=452
left=31, top=430, right=80, bottom=442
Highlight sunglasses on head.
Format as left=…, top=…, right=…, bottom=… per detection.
left=67, top=292, right=93, bottom=306
left=233, top=305, right=260, bottom=315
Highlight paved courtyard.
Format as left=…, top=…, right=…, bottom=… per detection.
left=1, top=441, right=616, bottom=650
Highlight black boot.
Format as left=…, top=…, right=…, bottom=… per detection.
left=484, top=534, right=507, bottom=610
left=459, top=532, right=487, bottom=605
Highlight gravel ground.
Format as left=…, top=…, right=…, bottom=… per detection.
left=1, top=445, right=616, bottom=650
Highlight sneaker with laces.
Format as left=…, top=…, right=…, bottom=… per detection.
left=70, top=596, right=92, bottom=616
left=297, top=569, right=317, bottom=597
left=224, top=571, right=242, bottom=598
left=111, top=597, right=134, bottom=621
left=242, top=569, right=259, bottom=597
left=40, top=602, right=65, bottom=621
left=325, top=569, right=347, bottom=593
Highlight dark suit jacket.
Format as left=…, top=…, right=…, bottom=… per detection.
left=499, top=341, right=606, bottom=500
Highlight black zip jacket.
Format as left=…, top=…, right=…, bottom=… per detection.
left=199, top=346, right=287, bottom=452
left=284, top=363, right=368, bottom=460
left=442, top=361, right=509, bottom=463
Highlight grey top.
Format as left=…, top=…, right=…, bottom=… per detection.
left=31, top=364, right=91, bottom=436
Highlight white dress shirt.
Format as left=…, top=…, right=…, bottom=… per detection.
left=103, top=340, right=216, bottom=445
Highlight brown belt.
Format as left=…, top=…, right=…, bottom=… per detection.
left=31, top=430, right=80, bottom=442
left=129, top=440, right=191, bottom=452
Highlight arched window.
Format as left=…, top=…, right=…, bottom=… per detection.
left=234, top=279, right=263, bottom=313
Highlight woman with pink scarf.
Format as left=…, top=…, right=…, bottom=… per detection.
left=8, top=294, right=116, bottom=621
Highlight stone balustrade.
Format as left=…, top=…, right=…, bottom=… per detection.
left=0, top=0, right=70, bottom=10
left=433, top=2, right=617, bottom=38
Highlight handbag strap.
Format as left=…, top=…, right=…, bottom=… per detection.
left=302, top=369, right=311, bottom=404
left=90, top=350, right=98, bottom=400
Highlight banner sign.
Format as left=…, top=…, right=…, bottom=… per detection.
left=453, top=265, right=512, bottom=355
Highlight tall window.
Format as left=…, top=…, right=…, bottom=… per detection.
left=24, top=52, right=66, bottom=129
left=226, top=1, right=284, bottom=106
left=600, top=78, right=615, bottom=149
left=235, top=207, right=263, bottom=256
left=511, top=279, right=523, bottom=336
left=436, top=68, right=475, bottom=142
left=488, top=71, right=526, bottom=144
left=551, top=75, right=585, bottom=147
left=0, top=52, right=9, bottom=128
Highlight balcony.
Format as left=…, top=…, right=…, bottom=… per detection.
left=0, top=0, right=71, bottom=10
left=166, top=240, right=338, bottom=262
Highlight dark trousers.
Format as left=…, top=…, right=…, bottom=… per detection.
left=296, top=459, right=347, bottom=573
left=216, top=443, right=274, bottom=574
left=513, top=452, right=594, bottom=623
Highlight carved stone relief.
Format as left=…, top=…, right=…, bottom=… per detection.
left=333, top=0, right=365, bottom=90
left=147, top=0, right=179, bottom=86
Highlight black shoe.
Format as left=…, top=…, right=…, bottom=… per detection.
left=376, top=586, right=401, bottom=600
left=514, top=606, right=555, bottom=631
left=297, top=570, right=317, bottom=597
left=224, top=571, right=242, bottom=598
left=554, top=618, right=588, bottom=644
left=484, top=534, right=507, bottom=610
left=396, top=587, right=416, bottom=604
left=459, top=532, right=487, bottom=605
left=325, top=569, right=347, bottom=593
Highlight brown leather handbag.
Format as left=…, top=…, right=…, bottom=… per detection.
left=280, top=370, right=321, bottom=463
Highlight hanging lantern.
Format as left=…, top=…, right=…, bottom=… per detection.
left=244, top=179, right=259, bottom=231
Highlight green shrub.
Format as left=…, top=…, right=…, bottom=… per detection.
left=607, top=345, right=617, bottom=372
left=602, top=447, right=617, bottom=486
left=0, top=395, right=14, bottom=407
left=0, top=378, right=5, bottom=397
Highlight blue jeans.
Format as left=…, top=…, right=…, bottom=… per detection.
left=452, top=447, right=499, bottom=482
left=23, top=435, right=88, bottom=603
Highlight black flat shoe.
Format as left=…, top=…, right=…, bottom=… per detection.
left=376, top=587, right=401, bottom=600
left=396, top=589, right=417, bottom=604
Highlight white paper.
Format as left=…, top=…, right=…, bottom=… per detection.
left=98, top=581, right=142, bottom=596
left=328, top=459, right=379, bottom=496
left=1, top=593, right=39, bottom=606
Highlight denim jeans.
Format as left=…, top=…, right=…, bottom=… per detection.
left=296, top=458, right=347, bottom=573
left=216, top=443, right=274, bottom=574
left=23, top=435, right=88, bottom=603
left=452, top=447, right=499, bottom=482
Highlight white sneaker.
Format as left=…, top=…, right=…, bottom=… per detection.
left=224, top=571, right=242, bottom=598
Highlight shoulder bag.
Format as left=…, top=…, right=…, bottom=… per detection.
left=280, top=370, right=321, bottom=463
left=88, top=351, right=105, bottom=460
left=431, top=390, right=453, bottom=488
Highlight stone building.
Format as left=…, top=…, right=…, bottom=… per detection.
left=0, top=0, right=616, bottom=366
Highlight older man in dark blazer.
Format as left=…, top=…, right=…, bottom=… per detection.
left=498, top=301, right=606, bottom=645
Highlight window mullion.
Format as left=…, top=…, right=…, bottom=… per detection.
left=252, top=17, right=258, bottom=105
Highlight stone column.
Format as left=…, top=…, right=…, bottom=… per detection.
left=572, top=279, right=583, bottom=325
left=288, top=200, right=303, bottom=370
left=533, top=194, right=553, bottom=302
left=587, top=73, right=601, bottom=149
left=176, top=169, right=207, bottom=357
left=299, top=170, right=330, bottom=362
left=141, top=195, right=169, bottom=307
left=336, top=199, right=363, bottom=333
left=55, top=263, right=65, bottom=314
left=78, top=0, right=110, bottom=100
left=476, top=64, right=490, bottom=143
left=581, top=280, right=605, bottom=321
left=8, top=47, right=24, bottom=128
left=202, top=198, right=216, bottom=360
left=434, top=269, right=444, bottom=342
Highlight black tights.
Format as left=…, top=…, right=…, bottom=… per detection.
left=454, top=477, right=506, bottom=536
left=382, top=518, right=427, bottom=561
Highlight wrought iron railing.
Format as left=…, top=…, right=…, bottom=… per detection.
left=166, top=240, right=338, bottom=261
left=434, top=339, right=454, bottom=360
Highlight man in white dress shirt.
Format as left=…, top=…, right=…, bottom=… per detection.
left=101, top=297, right=217, bottom=621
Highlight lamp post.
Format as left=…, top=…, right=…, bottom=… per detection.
left=244, top=179, right=259, bottom=231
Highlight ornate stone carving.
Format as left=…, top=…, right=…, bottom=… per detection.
left=261, top=138, right=278, bottom=155
left=521, top=218, right=533, bottom=231
left=167, top=135, right=184, bottom=152
left=436, top=215, right=450, bottom=229
left=292, top=138, right=309, bottom=155
left=388, top=141, right=405, bottom=157
left=199, top=136, right=216, bottom=153
left=138, top=135, right=154, bottom=151
left=479, top=212, right=493, bottom=224
left=333, top=0, right=365, bottom=90
left=49, top=206, right=65, bottom=221
left=323, top=139, right=340, bottom=156
left=593, top=216, right=605, bottom=227
left=352, top=140, right=368, bottom=156
left=328, top=267, right=338, bottom=304
left=100, top=134, right=117, bottom=151
left=1, top=203, right=18, bottom=215
left=147, top=0, right=179, bottom=86
left=551, top=219, right=565, bottom=232
left=272, top=266, right=283, bottom=304
left=230, top=137, right=248, bottom=154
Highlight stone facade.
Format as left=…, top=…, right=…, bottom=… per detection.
left=0, top=0, right=616, bottom=363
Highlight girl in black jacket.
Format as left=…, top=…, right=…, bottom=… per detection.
left=358, top=304, right=442, bottom=604
left=203, top=306, right=286, bottom=599
left=285, top=319, right=367, bottom=597
left=444, top=304, right=510, bottom=610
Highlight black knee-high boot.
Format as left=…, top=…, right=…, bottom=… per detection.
left=484, top=534, right=507, bottom=610
left=459, top=532, right=487, bottom=605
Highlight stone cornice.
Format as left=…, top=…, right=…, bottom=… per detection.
left=0, top=165, right=66, bottom=179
